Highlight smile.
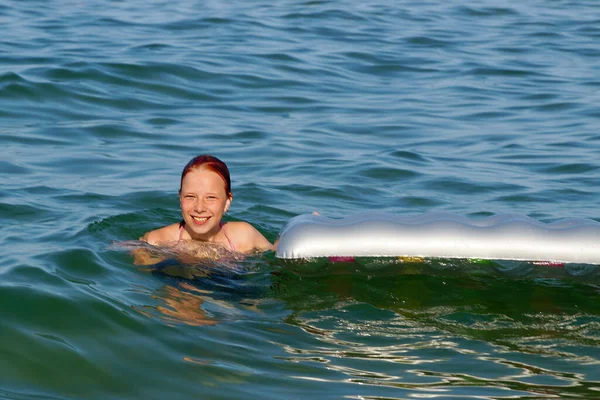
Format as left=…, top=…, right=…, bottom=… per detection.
left=191, top=216, right=209, bottom=222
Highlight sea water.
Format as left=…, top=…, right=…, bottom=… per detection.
left=2, top=0, right=600, bottom=398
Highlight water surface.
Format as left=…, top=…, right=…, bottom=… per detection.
left=2, top=0, right=600, bottom=398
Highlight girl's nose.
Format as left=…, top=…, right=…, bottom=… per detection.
left=194, top=198, right=206, bottom=212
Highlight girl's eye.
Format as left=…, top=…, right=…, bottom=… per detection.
left=185, top=195, right=195, bottom=199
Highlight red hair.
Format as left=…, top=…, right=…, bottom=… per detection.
left=179, top=155, right=232, bottom=197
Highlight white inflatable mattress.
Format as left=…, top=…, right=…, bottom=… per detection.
left=275, top=212, right=600, bottom=264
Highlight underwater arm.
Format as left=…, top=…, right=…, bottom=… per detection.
left=131, top=232, right=167, bottom=265
left=131, top=247, right=166, bottom=266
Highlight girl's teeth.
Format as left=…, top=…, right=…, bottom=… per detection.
left=192, top=216, right=208, bottom=221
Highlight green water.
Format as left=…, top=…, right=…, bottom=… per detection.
left=2, top=0, right=600, bottom=398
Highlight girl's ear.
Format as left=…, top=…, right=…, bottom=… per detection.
left=225, top=197, right=232, bottom=213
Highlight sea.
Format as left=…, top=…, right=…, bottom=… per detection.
left=2, top=0, right=600, bottom=398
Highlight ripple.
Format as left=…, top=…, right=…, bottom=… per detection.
left=454, top=6, right=520, bottom=17
left=469, top=66, right=541, bottom=77
left=406, top=36, right=455, bottom=48
left=537, top=163, right=598, bottom=175
left=388, top=150, right=429, bottom=164
left=0, top=202, right=55, bottom=223
left=358, top=166, right=421, bottom=181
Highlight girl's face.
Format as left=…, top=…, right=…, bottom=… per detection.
left=179, top=168, right=231, bottom=241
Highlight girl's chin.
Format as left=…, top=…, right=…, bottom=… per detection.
left=186, top=219, right=218, bottom=235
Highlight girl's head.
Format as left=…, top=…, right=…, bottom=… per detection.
left=180, top=155, right=232, bottom=199
left=178, top=155, right=233, bottom=238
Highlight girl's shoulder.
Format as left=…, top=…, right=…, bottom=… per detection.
left=141, top=223, right=181, bottom=245
left=224, top=221, right=273, bottom=252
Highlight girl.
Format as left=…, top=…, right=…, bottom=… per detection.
left=135, top=155, right=273, bottom=264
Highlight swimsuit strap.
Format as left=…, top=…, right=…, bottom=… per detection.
left=178, top=224, right=185, bottom=243
left=220, top=221, right=236, bottom=252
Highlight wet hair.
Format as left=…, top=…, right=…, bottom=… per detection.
left=179, top=155, right=232, bottom=198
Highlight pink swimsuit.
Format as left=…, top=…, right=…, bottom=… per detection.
left=178, top=222, right=236, bottom=251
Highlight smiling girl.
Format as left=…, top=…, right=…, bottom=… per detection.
left=138, top=155, right=273, bottom=258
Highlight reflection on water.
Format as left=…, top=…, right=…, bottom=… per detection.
left=130, top=250, right=270, bottom=327
left=268, top=259, right=600, bottom=398
left=141, top=283, right=217, bottom=327
left=113, top=234, right=600, bottom=398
